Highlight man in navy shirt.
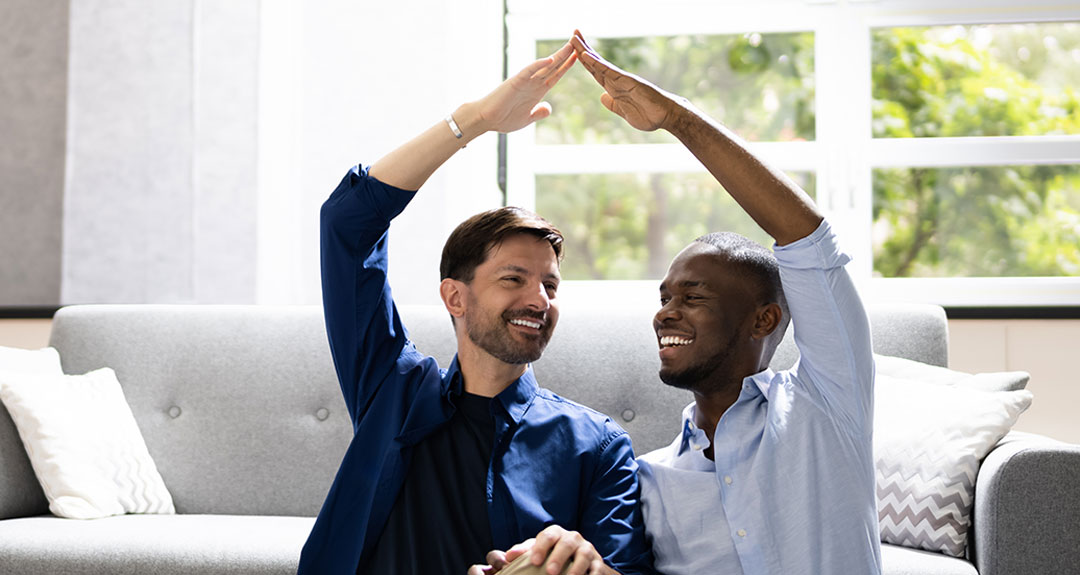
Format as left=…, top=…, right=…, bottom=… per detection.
left=297, top=41, right=654, bottom=575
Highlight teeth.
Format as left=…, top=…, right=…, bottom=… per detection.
left=509, top=319, right=542, bottom=330
left=660, top=336, right=694, bottom=347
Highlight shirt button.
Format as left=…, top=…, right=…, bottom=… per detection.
left=737, top=529, right=747, bottom=537
left=724, top=475, right=733, bottom=485
left=692, top=444, right=703, bottom=451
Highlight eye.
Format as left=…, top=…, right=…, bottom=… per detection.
left=659, top=296, right=671, bottom=306
left=502, top=276, right=523, bottom=285
left=544, top=282, right=559, bottom=293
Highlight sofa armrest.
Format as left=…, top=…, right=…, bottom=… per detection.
left=972, top=431, right=1080, bottom=575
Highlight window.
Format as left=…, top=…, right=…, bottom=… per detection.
left=871, top=23, right=1080, bottom=280
left=506, top=0, right=1080, bottom=307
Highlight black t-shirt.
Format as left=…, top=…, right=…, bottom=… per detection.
left=359, top=391, right=496, bottom=574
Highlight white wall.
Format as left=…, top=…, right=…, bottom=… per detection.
left=57, top=0, right=504, bottom=306
left=950, top=319, right=1080, bottom=444
left=257, top=0, right=505, bottom=306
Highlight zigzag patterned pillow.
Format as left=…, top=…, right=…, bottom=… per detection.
left=874, top=374, right=1032, bottom=557
left=0, top=367, right=175, bottom=519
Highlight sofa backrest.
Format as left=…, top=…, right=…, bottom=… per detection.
left=0, top=302, right=947, bottom=519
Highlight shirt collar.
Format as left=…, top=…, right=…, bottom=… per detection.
left=676, top=368, right=777, bottom=456
left=494, top=365, right=539, bottom=424
left=443, top=356, right=466, bottom=396
left=748, top=367, right=776, bottom=396
left=443, top=356, right=539, bottom=425
left=678, top=403, right=711, bottom=456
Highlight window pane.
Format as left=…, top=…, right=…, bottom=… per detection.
left=872, top=22, right=1080, bottom=138
left=537, top=33, right=815, bottom=145
left=536, top=172, right=816, bottom=280
left=872, top=165, right=1080, bottom=277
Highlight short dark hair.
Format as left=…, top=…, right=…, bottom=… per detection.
left=694, top=232, right=791, bottom=348
left=440, top=207, right=564, bottom=283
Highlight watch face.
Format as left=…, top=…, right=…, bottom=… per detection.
left=498, top=551, right=573, bottom=575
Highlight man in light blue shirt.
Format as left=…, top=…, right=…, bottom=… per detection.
left=571, top=32, right=882, bottom=575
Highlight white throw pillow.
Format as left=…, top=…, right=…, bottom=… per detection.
left=875, top=353, right=1030, bottom=392
left=0, top=367, right=175, bottom=519
left=874, top=374, right=1032, bottom=557
left=0, top=345, right=63, bottom=377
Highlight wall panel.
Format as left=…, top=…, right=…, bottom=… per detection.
left=0, top=0, right=69, bottom=307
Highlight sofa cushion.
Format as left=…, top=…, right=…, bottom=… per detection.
left=875, top=375, right=1033, bottom=557
left=881, top=543, right=977, bottom=575
left=0, top=514, right=314, bottom=575
left=0, top=367, right=175, bottom=519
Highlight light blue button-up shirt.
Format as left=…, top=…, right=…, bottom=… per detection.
left=638, top=220, right=881, bottom=575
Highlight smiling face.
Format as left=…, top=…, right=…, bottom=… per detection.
left=654, top=242, right=763, bottom=394
left=460, top=234, right=561, bottom=365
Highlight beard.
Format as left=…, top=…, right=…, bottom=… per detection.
left=464, top=297, right=553, bottom=365
left=659, top=332, right=741, bottom=395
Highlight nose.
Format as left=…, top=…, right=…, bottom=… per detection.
left=523, top=280, right=552, bottom=311
left=654, top=299, right=680, bottom=328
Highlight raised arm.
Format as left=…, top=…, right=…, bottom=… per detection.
left=571, top=32, right=872, bottom=428
left=570, top=32, right=820, bottom=246
left=322, top=43, right=578, bottom=422
left=370, top=41, right=577, bottom=191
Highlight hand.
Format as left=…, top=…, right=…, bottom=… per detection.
left=570, top=30, right=679, bottom=132
left=467, top=539, right=534, bottom=575
left=527, top=525, right=613, bottom=575
left=475, top=42, right=578, bottom=134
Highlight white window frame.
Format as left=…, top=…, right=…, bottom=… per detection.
left=505, top=0, right=1080, bottom=308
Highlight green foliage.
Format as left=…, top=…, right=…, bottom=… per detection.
left=538, top=33, right=815, bottom=144
left=872, top=23, right=1080, bottom=277
left=537, top=173, right=811, bottom=280
left=874, top=166, right=1080, bottom=277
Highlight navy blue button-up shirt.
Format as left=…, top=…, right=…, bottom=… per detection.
left=297, top=166, right=655, bottom=575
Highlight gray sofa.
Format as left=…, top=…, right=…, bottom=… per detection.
left=0, top=303, right=1077, bottom=574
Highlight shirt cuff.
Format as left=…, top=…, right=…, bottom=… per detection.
left=772, top=219, right=852, bottom=270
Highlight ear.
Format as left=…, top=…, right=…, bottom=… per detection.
left=439, top=278, right=468, bottom=320
left=751, top=302, right=783, bottom=340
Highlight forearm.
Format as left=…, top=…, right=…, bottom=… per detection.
left=369, top=101, right=489, bottom=191
left=371, top=41, right=575, bottom=191
left=664, top=100, right=822, bottom=246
